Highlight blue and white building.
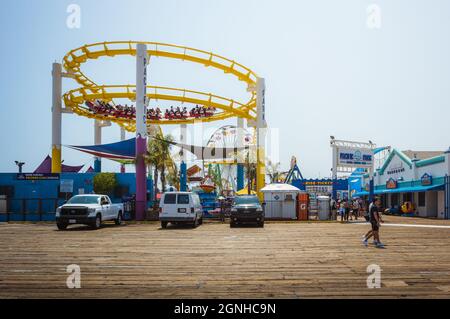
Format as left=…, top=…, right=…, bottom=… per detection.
left=354, top=148, right=450, bottom=219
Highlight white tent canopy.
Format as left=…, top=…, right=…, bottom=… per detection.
left=261, top=183, right=301, bottom=192
left=261, top=183, right=301, bottom=219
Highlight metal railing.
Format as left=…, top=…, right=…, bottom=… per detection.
left=445, top=175, right=449, bottom=220
left=0, top=198, right=63, bottom=222
left=0, top=198, right=65, bottom=222
left=0, top=198, right=158, bottom=222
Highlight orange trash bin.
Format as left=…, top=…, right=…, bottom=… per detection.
left=297, top=192, right=309, bottom=220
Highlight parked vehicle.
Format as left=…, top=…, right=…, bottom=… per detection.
left=55, top=194, right=124, bottom=230
left=384, top=205, right=401, bottom=215
left=230, top=195, right=264, bottom=227
left=159, top=192, right=203, bottom=228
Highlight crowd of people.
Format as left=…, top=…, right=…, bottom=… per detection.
left=85, top=100, right=216, bottom=121
left=331, top=198, right=364, bottom=222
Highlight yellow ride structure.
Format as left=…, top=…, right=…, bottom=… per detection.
left=53, top=41, right=266, bottom=199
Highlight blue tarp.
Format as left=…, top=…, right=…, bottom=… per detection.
left=68, top=138, right=136, bottom=160
left=354, top=184, right=445, bottom=197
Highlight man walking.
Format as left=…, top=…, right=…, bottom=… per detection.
left=362, top=197, right=384, bottom=248
left=362, top=199, right=370, bottom=222
left=343, top=200, right=350, bottom=222
left=352, top=199, right=359, bottom=220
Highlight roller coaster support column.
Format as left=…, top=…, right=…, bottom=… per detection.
left=179, top=124, right=188, bottom=191
left=51, top=63, right=62, bottom=173
left=180, top=162, right=187, bottom=191
left=331, top=146, right=338, bottom=200
left=256, top=77, right=267, bottom=202
left=369, top=168, right=374, bottom=203
left=93, top=120, right=111, bottom=172
left=135, top=43, right=148, bottom=221
left=94, top=120, right=102, bottom=172
left=120, top=127, right=126, bottom=173
left=237, top=117, right=245, bottom=191
left=180, top=124, right=187, bottom=162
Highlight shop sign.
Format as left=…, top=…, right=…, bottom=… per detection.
left=338, top=148, right=373, bottom=168
left=421, top=173, right=432, bottom=186
left=386, top=178, right=398, bottom=189
left=304, top=180, right=333, bottom=186
left=386, top=161, right=405, bottom=175
left=16, top=173, right=59, bottom=180
left=60, top=179, right=74, bottom=193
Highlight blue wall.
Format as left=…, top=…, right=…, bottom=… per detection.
left=0, top=172, right=153, bottom=215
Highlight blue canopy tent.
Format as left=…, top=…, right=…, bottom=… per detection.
left=68, top=138, right=136, bottom=160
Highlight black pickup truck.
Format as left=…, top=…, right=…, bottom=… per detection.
left=230, top=195, right=264, bottom=227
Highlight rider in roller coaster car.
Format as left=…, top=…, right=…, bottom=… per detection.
left=86, top=100, right=216, bottom=121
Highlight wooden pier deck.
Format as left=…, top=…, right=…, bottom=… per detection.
left=0, top=216, right=449, bottom=299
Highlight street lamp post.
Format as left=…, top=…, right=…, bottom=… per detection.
left=14, top=161, right=25, bottom=173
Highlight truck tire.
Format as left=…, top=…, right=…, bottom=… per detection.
left=115, top=212, right=123, bottom=225
left=161, top=221, right=168, bottom=229
left=57, top=223, right=67, bottom=231
left=192, top=218, right=198, bottom=228
left=92, top=214, right=102, bottom=230
left=198, top=217, right=203, bottom=225
left=258, top=221, right=265, bottom=228
left=230, top=221, right=236, bottom=228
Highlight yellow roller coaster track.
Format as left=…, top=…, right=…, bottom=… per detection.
left=62, top=41, right=258, bottom=130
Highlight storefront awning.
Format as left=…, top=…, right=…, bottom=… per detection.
left=354, top=184, right=445, bottom=197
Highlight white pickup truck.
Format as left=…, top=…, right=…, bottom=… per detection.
left=55, top=194, right=124, bottom=230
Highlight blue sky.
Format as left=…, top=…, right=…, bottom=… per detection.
left=1, top=0, right=449, bottom=177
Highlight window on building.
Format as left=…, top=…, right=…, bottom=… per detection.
left=285, top=194, right=294, bottom=201
left=418, top=192, right=426, bottom=207
left=403, top=192, right=412, bottom=202
left=391, top=193, right=399, bottom=206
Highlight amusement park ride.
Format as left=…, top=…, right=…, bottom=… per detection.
left=204, top=125, right=255, bottom=193
left=51, top=41, right=267, bottom=220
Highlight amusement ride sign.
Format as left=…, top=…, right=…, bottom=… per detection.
left=337, top=147, right=373, bottom=168
left=16, top=173, right=59, bottom=180
left=386, top=178, right=398, bottom=189
left=421, top=173, right=433, bottom=186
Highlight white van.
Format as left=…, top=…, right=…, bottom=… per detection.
left=159, top=192, right=203, bottom=228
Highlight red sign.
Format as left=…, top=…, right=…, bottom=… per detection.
left=386, top=178, right=398, bottom=189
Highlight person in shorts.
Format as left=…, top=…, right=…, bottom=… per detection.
left=363, top=200, right=370, bottom=222
left=343, top=200, right=350, bottom=221
left=352, top=199, right=359, bottom=220
left=362, top=197, right=384, bottom=248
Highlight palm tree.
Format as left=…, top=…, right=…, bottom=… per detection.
left=145, top=132, right=174, bottom=196
left=266, top=159, right=281, bottom=183
left=158, top=134, right=173, bottom=192
left=244, top=149, right=257, bottom=192
left=166, top=163, right=179, bottom=190
left=145, top=139, right=161, bottom=198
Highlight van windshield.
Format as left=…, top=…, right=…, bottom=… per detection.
left=67, top=196, right=100, bottom=204
left=163, top=194, right=177, bottom=204
left=177, top=194, right=190, bottom=204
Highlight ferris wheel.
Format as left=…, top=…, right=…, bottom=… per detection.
left=205, top=125, right=254, bottom=192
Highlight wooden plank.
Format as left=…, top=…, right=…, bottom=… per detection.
left=0, top=216, right=449, bottom=298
